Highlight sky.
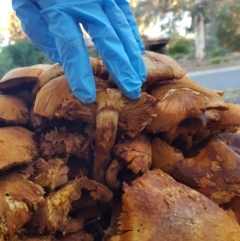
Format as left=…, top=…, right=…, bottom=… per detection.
left=0, top=0, right=12, bottom=45
left=0, top=0, right=191, bottom=45
left=0, top=0, right=163, bottom=41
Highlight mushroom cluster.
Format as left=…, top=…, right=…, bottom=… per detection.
left=0, top=51, right=240, bottom=241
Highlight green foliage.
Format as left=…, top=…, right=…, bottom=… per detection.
left=131, top=0, right=240, bottom=55
left=209, top=58, right=222, bottom=65
left=166, top=37, right=194, bottom=59
left=168, top=37, right=193, bottom=55
left=216, top=4, right=240, bottom=51
left=0, top=40, right=50, bottom=78
left=210, top=47, right=230, bottom=58
left=0, top=50, right=15, bottom=78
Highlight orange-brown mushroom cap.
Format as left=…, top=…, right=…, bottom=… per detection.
left=147, top=76, right=227, bottom=134
left=113, top=134, right=152, bottom=174
left=34, top=75, right=72, bottom=119
left=0, top=173, right=44, bottom=240
left=110, top=170, right=240, bottom=241
left=0, top=95, right=29, bottom=125
left=0, top=126, right=37, bottom=171
left=0, top=66, right=44, bottom=89
left=151, top=137, right=184, bottom=173
left=142, top=51, right=186, bottom=85
left=174, top=136, right=240, bottom=204
left=207, top=102, right=240, bottom=131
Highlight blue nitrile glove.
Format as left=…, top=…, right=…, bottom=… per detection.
left=13, top=0, right=147, bottom=104
left=114, top=0, right=145, bottom=54
left=12, top=1, right=61, bottom=63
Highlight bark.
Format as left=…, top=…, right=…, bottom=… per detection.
left=194, top=0, right=206, bottom=61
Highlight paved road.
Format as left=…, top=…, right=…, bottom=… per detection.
left=187, top=66, right=240, bottom=90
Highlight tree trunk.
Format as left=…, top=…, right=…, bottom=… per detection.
left=194, top=0, right=206, bottom=61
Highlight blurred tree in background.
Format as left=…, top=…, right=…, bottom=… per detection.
left=0, top=40, right=50, bottom=78
left=0, top=11, right=50, bottom=78
left=130, top=0, right=240, bottom=59
left=216, top=3, right=240, bottom=51
left=8, top=11, right=27, bottom=44
left=0, top=1, right=240, bottom=78
left=167, top=37, right=194, bottom=59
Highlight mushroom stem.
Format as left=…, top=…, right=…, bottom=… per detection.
left=93, top=89, right=124, bottom=183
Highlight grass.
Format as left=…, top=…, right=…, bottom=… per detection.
left=209, top=58, right=222, bottom=65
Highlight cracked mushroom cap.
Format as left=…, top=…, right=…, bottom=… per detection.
left=224, top=196, right=240, bottom=226
left=165, top=109, right=221, bottom=149
left=0, top=95, right=29, bottom=126
left=30, top=178, right=83, bottom=234
left=110, top=169, right=240, bottom=241
left=175, top=109, right=220, bottom=138
left=173, top=136, right=240, bottom=204
left=0, top=65, right=47, bottom=90
left=30, top=177, right=112, bottom=234
left=0, top=126, right=38, bottom=171
left=19, top=158, right=69, bottom=190
left=207, top=102, right=240, bottom=131
left=0, top=173, right=44, bottom=240
left=113, top=134, right=152, bottom=174
left=147, top=76, right=227, bottom=134
left=106, top=135, right=152, bottom=189
left=151, top=137, right=184, bottom=174
left=39, top=128, right=87, bottom=159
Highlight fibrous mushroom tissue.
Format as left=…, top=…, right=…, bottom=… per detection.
left=0, top=51, right=240, bottom=241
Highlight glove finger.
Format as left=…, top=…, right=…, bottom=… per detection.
left=114, top=0, right=145, bottom=53
left=103, top=0, right=146, bottom=83
left=41, top=8, right=96, bottom=104
left=12, top=0, right=61, bottom=63
left=58, top=37, right=97, bottom=104
left=80, top=5, right=142, bottom=99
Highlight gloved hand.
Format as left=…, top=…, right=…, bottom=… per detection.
left=13, top=0, right=146, bottom=104
left=113, top=0, right=145, bottom=53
